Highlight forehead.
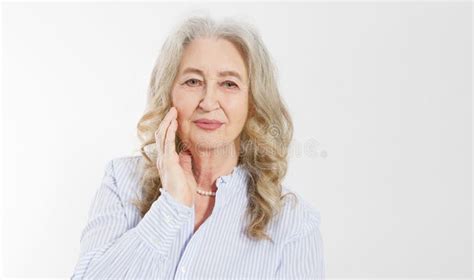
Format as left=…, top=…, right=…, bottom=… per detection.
left=177, top=38, right=248, bottom=81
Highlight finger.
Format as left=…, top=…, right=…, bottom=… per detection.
left=165, top=118, right=178, bottom=156
left=155, top=108, right=176, bottom=172
left=154, top=128, right=164, bottom=172
left=162, top=108, right=177, bottom=152
left=155, top=125, right=165, bottom=157
left=155, top=107, right=177, bottom=154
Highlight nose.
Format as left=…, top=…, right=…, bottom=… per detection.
left=198, top=83, right=220, bottom=112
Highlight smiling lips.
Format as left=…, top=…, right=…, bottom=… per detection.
left=193, top=118, right=223, bottom=131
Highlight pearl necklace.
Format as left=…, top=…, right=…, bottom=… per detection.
left=196, top=186, right=217, bottom=196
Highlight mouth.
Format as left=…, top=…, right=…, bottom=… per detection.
left=193, top=119, right=224, bottom=131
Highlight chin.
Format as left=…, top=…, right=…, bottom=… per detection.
left=189, top=135, right=229, bottom=151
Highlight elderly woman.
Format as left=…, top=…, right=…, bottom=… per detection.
left=72, top=15, right=325, bottom=279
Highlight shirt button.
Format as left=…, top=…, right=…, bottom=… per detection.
left=181, top=266, right=186, bottom=273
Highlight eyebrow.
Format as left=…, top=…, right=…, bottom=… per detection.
left=181, top=67, right=244, bottom=82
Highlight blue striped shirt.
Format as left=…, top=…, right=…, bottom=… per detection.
left=71, top=155, right=325, bottom=279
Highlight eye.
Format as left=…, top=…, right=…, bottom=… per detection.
left=222, top=81, right=238, bottom=89
left=184, top=79, right=202, bottom=87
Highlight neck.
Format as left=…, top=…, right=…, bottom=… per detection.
left=189, top=140, right=240, bottom=192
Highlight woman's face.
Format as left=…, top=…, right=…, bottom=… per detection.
left=171, top=37, right=249, bottom=150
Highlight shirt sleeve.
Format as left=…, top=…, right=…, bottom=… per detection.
left=274, top=210, right=325, bottom=279
left=71, top=159, right=194, bottom=279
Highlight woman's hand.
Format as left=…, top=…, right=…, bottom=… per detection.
left=154, top=107, right=197, bottom=207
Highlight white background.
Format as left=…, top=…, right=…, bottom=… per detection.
left=1, top=1, right=472, bottom=278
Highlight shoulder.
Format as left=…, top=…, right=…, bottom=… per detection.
left=107, top=155, right=143, bottom=171
left=106, top=154, right=144, bottom=183
left=103, top=155, right=145, bottom=180
left=270, top=185, right=322, bottom=244
left=104, top=155, right=144, bottom=201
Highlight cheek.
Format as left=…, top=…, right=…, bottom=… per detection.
left=225, top=95, right=249, bottom=124
left=172, top=89, right=198, bottom=117
left=172, top=88, right=187, bottom=108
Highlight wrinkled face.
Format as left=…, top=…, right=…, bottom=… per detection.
left=171, top=37, right=249, bottom=151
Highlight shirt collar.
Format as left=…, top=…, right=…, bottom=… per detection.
left=214, top=164, right=249, bottom=210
